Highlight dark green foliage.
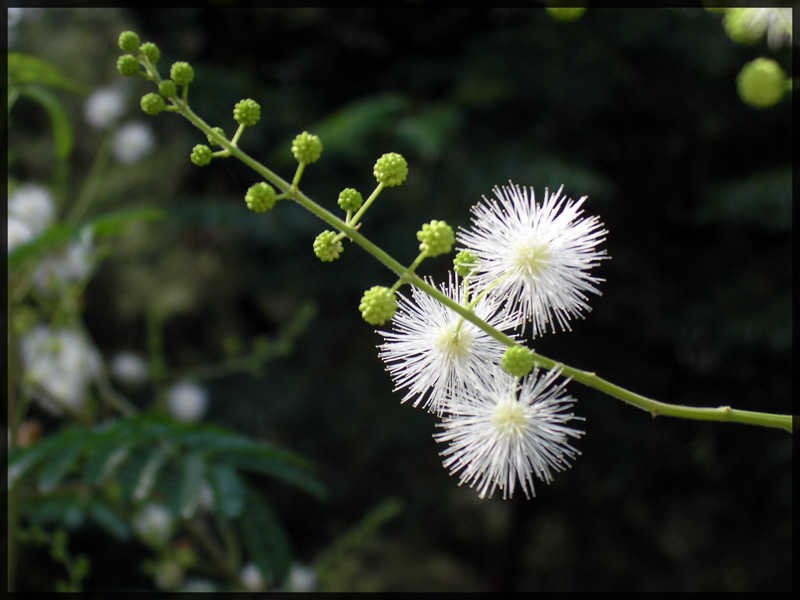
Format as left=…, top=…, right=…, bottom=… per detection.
left=9, top=413, right=325, bottom=584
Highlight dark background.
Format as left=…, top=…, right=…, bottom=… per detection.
left=9, top=6, right=792, bottom=592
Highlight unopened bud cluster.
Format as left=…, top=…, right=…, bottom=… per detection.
left=501, top=345, right=535, bottom=378
left=292, top=132, right=323, bottom=164
left=337, top=188, right=363, bottom=212
left=373, top=153, right=408, bottom=187
left=737, top=58, right=787, bottom=109
left=313, top=231, right=343, bottom=262
left=359, top=286, right=397, bottom=326
left=453, top=250, right=477, bottom=278
left=190, top=144, right=213, bottom=167
left=417, top=220, right=455, bottom=258
left=245, top=183, right=277, bottom=213
left=233, top=99, right=261, bottom=127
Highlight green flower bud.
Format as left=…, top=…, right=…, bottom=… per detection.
left=291, top=131, right=323, bottom=164
left=337, top=188, right=363, bottom=212
left=417, top=220, right=454, bottom=257
left=313, top=230, right=344, bottom=262
left=190, top=144, right=213, bottom=167
left=736, top=57, right=787, bottom=109
left=140, top=92, right=166, bottom=115
left=207, top=127, right=226, bottom=147
left=722, top=8, right=762, bottom=45
left=117, top=54, right=140, bottom=77
left=158, top=79, right=177, bottom=98
left=359, top=285, right=397, bottom=326
left=501, top=345, right=535, bottom=378
left=244, top=182, right=277, bottom=212
left=233, top=98, right=261, bottom=126
left=373, top=152, right=408, bottom=187
left=453, top=249, right=478, bottom=278
left=545, top=7, right=586, bottom=21
left=118, top=31, right=141, bottom=53
left=170, top=61, right=195, bottom=87
left=139, top=42, right=161, bottom=64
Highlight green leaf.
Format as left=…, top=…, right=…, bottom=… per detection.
left=18, top=86, right=75, bottom=162
left=179, top=452, right=207, bottom=519
left=132, top=444, right=172, bottom=502
left=209, top=464, right=246, bottom=519
left=8, top=437, right=62, bottom=489
left=8, top=208, right=165, bottom=268
left=22, top=492, right=88, bottom=529
left=8, top=52, right=88, bottom=94
left=84, top=439, right=132, bottom=486
left=86, top=501, right=130, bottom=540
left=215, top=446, right=327, bottom=500
left=238, top=485, right=291, bottom=584
left=36, top=434, right=88, bottom=494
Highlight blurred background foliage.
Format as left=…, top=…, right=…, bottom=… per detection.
left=7, top=6, right=791, bottom=592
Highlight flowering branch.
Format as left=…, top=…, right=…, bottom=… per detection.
left=180, top=105, right=795, bottom=434
left=115, top=30, right=793, bottom=501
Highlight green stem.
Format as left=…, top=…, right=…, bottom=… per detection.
left=65, top=133, right=113, bottom=225
left=171, top=102, right=795, bottom=434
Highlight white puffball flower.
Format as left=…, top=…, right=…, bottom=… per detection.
left=166, top=380, right=209, bottom=423
left=84, top=85, right=127, bottom=130
left=8, top=183, right=56, bottom=235
left=112, top=121, right=155, bottom=164
left=8, top=217, right=33, bottom=253
left=110, top=351, right=149, bottom=387
left=133, top=502, right=174, bottom=549
left=240, top=563, right=266, bottom=592
left=378, top=272, right=520, bottom=416
left=457, top=182, right=608, bottom=337
left=434, top=367, right=583, bottom=500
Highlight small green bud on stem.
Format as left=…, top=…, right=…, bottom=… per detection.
left=359, top=286, right=397, bottom=326
left=118, top=31, right=141, bottom=53
left=244, top=182, right=277, bottom=212
left=313, top=231, right=344, bottom=262
left=501, top=345, right=535, bottom=378
left=190, top=144, right=213, bottom=166
left=291, top=131, right=323, bottom=164
left=417, top=220, right=455, bottom=258
left=140, top=93, right=166, bottom=115
left=373, top=153, right=408, bottom=187
left=233, top=98, right=261, bottom=126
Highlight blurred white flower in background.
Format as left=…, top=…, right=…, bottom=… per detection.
left=84, top=85, right=127, bottom=130
left=285, top=563, right=317, bottom=592
left=110, top=351, right=150, bottom=387
left=33, top=227, right=97, bottom=294
left=8, top=183, right=56, bottom=236
left=7, top=7, right=44, bottom=47
left=133, top=502, right=174, bottom=549
left=240, top=563, right=266, bottom=592
left=166, top=380, right=209, bottom=423
left=18, top=325, right=103, bottom=416
left=112, top=121, right=155, bottom=164
left=7, top=217, right=33, bottom=253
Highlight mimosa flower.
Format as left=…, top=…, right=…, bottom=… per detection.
left=457, top=182, right=607, bottom=336
left=434, top=367, right=583, bottom=500
left=378, top=273, right=519, bottom=416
